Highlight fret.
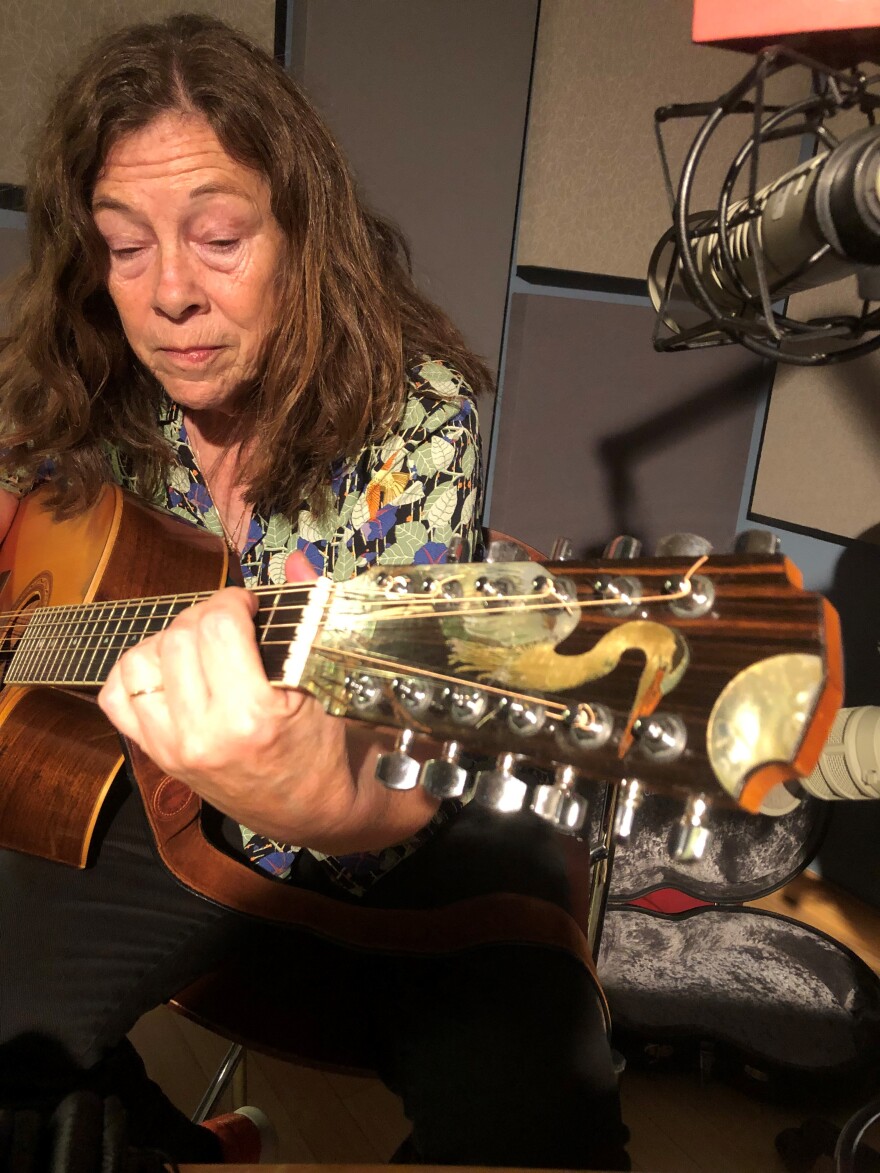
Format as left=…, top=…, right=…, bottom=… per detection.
left=92, top=600, right=128, bottom=684
left=258, top=588, right=284, bottom=645
left=5, top=587, right=233, bottom=688
left=79, top=597, right=107, bottom=686
left=40, top=604, right=73, bottom=685
left=257, top=587, right=291, bottom=683
left=55, top=603, right=90, bottom=684
left=7, top=608, right=47, bottom=685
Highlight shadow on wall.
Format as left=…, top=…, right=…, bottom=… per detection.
left=596, top=364, right=767, bottom=554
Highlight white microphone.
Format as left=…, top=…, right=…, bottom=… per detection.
left=800, top=706, right=880, bottom=801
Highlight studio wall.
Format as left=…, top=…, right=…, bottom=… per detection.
left=0, top=0, right=275, bottom=189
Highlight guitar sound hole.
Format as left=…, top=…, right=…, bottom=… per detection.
left=0, top=592, right=44, bottom=684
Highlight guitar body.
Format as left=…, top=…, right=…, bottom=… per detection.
left=0, top=484, right=229, bottom=866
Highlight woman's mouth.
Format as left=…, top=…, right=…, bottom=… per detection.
left=160, top=346, right=225, bottom=367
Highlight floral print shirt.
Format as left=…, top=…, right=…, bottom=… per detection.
left=1, top=359, right=483, bottom=896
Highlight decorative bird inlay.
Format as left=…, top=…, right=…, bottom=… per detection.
left=450, top=620, right=690, bottom=756
left=365, top=450, right=410, bottom=520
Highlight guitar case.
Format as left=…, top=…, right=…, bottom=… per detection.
left=593, top=792, right=880, bottom=1102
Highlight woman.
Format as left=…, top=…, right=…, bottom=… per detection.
left=0, top=15, right=628, bottom=1168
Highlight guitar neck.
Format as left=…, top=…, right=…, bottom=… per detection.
left=3, top=584, right=316, bottom=689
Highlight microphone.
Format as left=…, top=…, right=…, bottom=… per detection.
left=649, top=46, right=880, bottom=365
left=649, top=125, right=880, bottom=337
left=799, top=706, right=880, bottom=801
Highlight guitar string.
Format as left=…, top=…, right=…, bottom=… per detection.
left=1, top=560, right=708, bottom=689
left=0, top=557, right=707, bottom=640
left=0, top=555, right=709, bottom=633
left=2, top=579, right=702, bottom=671
left=284, top=644, right=581, bottom=721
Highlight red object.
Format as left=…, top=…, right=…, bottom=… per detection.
left=693, top=0, right=880, bottom=63
left=629, top=888, right=712, bottom=915
left=200, top=1108, right=277, bottom=1161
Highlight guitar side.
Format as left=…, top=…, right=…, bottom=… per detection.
left=0, top=484, right=229, bottom=866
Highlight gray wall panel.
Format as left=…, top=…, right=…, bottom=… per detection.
left=299, top=0, right=538, bottom=378
left=490, top=291, right=768, bottom=557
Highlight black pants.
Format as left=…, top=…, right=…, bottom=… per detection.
left=0, top=778, right=629, bottom=1169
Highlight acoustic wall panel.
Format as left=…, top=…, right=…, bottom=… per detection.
left=299, top=0, right=538, bottom=377
left=517, top=0, right=806, bottom=280
left=489, top=291, right=768, bottom=558
left=750, top=282, right=880, bottom=547
left=0, top=0, right=275, bottom=188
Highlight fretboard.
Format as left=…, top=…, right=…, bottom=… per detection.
left=3, top=586, right=314, bottom=689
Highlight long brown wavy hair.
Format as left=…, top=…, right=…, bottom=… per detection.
left=0, top=13, right=492, bottom=517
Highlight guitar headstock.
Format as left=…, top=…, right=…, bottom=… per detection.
left=285, top=547, right=841, bottom=836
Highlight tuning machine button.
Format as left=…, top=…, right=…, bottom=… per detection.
left=550, top=536, right=574, bottom=561
left=656, top=533, right=713, bottom=558
left=375, top=728, right=420, bottom=791
left=419, top=741, right=469, bottom=798
left=631, top=714, right=687, bottom=761
left=734, top=529, right=781, bottom=555
left=530, top=764, right=588, bottom=835
left=474, top=752, right=529, bottom=813
left=485, top=538, right=531, bottom=563
left=671, top=794, right=711, bottom=861
left=603, top=535, right=642, bottom=560
left=614, top=779, right=644, bottom=841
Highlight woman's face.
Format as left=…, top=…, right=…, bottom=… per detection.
left=92, top=111, right=286, bottom=417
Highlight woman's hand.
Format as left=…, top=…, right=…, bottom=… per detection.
left=98, top=552, right=439, bottom=850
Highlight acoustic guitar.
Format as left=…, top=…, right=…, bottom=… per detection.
left=0, top=483, right=842, bottom=953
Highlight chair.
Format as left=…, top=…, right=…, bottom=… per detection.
left=169, top=529, right=622, bottom=1124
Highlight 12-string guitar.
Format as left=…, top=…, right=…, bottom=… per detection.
left=0, top=483, right=842, bottom=955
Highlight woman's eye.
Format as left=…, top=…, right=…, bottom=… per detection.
left=205, top=239, right=240, bottom=252
left=110, top=246, right=145, bottom=259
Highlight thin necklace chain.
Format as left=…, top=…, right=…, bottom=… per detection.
left=185, top=418, right=250, bottom=556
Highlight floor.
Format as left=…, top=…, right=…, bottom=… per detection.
left=128, top=870, right=880, bottom=1171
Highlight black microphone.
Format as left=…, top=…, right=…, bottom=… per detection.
left=800, top=706, right=880, bottom=801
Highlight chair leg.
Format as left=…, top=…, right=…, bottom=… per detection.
left=191, top=1042, right=245, bottom=1124
left=587, top=781, right=621, bottom=960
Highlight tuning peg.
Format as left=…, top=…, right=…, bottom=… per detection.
left=419, top=741, right=469, bottom=799
left=393, top=677, right=434, bottom=719
left=671, top=794, right=711, bottom=861
left=565, top=703, right=614, bottom=750
left=375, top=728, right=420, bottom=791
left=550, top=536, right=574, bottom=561
left=631, top=714, right=687, bottom=761
left=656, top=533, right=713, bottom=557
left=734, top=529, right=780, bottom=555
left=485, top=538, right=531, bottom=563
left=614, top=779, right=644, bottom=841
left=530, top=764, right=588, bottom=835
left=473, top=752, right=529, bottom=813
left=603, top=535, right=642, bottom=560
